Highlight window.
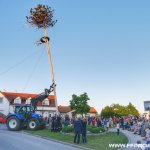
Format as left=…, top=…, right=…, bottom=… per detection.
left=14, top=97, right=21, bottom=104
left=0, top=97, right=3, bottom=104
left=26, top=98, right=31, bottom=104
left=14, top=106, right=20, bottom=113
left=42, top=99, right=49, bottom=106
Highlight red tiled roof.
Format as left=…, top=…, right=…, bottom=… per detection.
left=0, top=91, right=55, bottom=107
left=58, top=106, right=71, bottom=113
left=89, top=107, right=97, bottom=113
left=58, top=106, right=97, bottom=114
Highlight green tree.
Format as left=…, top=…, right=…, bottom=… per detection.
left=111, top=104, right=128, bottom=116
left=126, top=102, right=140, bottom=116
left=69, top=93, right=90, bottom=115
left=101, top=106, right=114, bottom=118
left=101, top=103, right=140, bottom=118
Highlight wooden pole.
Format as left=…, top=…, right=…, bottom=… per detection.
left=43, top=27, right=58, bottom=114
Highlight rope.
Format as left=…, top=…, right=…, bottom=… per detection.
left=22, top=50, right=45, bottom=92
left=0, top=50, right=41, bottom=77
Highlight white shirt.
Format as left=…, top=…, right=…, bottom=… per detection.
left=116, top=123, right=120, bottom=129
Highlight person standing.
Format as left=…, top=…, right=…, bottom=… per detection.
left=97, top=117, right=102, bottom=127
left=116, top=122, right=120, bottom=135
left=49, top=114, right=52, bottom=130
left=92, top=117, right=96, bottom=126
left=103, top=119, right=107, bottom=131
left=107, top=120, right=110, bottom=131
left=82, top=118, right=87, bottom=144
left=74, top=117, right=82, bottom=144
left=57, top=114, right=62, bottom=132
left=120, top=117, right=124, bottom=129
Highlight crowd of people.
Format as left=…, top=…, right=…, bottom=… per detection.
left=44, top=113, right=150, bottom=147
left=87, top=116, right=114, bottom=130
left=45, top=114, right=87, bottom=144
left=45, top=114, right=62, bottom=132
left=116, top=116, right=150, bottom=150
left=44, top=114, right=116, bottom=144
left=116, top=116, right=150, bottom=137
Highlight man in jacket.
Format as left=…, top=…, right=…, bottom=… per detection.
left=74, top=117, right=82, bottom=144
left=82, top=118, right=87, bottom=143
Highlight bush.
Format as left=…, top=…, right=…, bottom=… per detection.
left=63, top=120, right=70, bottom=127
left=87, top=125, right=105, bottom=133
left=90, top=127, right=100, bottom=133
left=87, top=125, right=94, bottom=132
left=62, top=125, right=74, bottom=133
left=62, top=125, right=105, bottom=134
left=87, top=125, right=97, bottom=131
left=99, top=127, right=105, bottom=132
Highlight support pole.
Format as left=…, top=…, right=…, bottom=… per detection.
left=43, top=27, right=58, bottom=114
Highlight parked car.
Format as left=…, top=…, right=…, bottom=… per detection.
left=0, top=117, right=6, bottom=123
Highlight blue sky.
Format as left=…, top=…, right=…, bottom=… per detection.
left=0, top=0, right=150, bottom=113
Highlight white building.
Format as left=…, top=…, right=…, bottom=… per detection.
left=0, top=91, right=57, bottom=118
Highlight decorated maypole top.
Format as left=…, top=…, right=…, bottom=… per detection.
left=26, top=4, right=58, bottom=114
left=26, top=4, right=57, bottom=28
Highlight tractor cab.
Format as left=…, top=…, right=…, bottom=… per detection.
left=13, top=104, right=33, bottom=120
left=14, top=104, right=32, bottom=114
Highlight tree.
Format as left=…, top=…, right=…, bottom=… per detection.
left=126, top=102, right=140, bottom=116
left=69, top=93, right=90, bottom=115
left=101, top=106, right=114, bottom=118
left=111, top=104, right=128, bottom=116
left=101, top=103, right=140, bottom=118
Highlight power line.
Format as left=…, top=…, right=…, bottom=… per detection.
left=0, top=50, right=41, bottom=77
left=22, top=50, right=45, bottom=92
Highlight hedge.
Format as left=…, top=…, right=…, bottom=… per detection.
left=62, top=125, right=105, bottom=133
left=62, top=125, right=74, bottom=133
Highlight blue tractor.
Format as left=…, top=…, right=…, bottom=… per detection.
left=6, top=83, right=55, bottom=131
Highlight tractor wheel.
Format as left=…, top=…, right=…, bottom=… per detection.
left=27, top=118, right=39, bottom=130
left=6, top=116, right=21, bottom=131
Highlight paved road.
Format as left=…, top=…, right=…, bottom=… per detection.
left=0, top=124, right=81, bottom=150
left=120, top=129, right=145, bottom=150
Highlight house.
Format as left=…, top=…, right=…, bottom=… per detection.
left=0, top=91, right=57, bottom=117
left=58, top=106, right=72, bottom=118
left=88, top=107, right=97, bottom=117
left=58, top=106, right=97, bottom=118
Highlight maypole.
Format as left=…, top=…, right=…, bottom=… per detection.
left=26, top=4, right=58, bottom=113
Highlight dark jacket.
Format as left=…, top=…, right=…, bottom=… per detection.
left=82, top=121, right=87, bottom=134
left=74, top=120, right=82, bottom=133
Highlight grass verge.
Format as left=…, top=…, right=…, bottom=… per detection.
left=25, top=129, right=128, bottom=150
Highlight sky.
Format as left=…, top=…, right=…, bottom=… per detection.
left=0, top=0, right=150, bottom=114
